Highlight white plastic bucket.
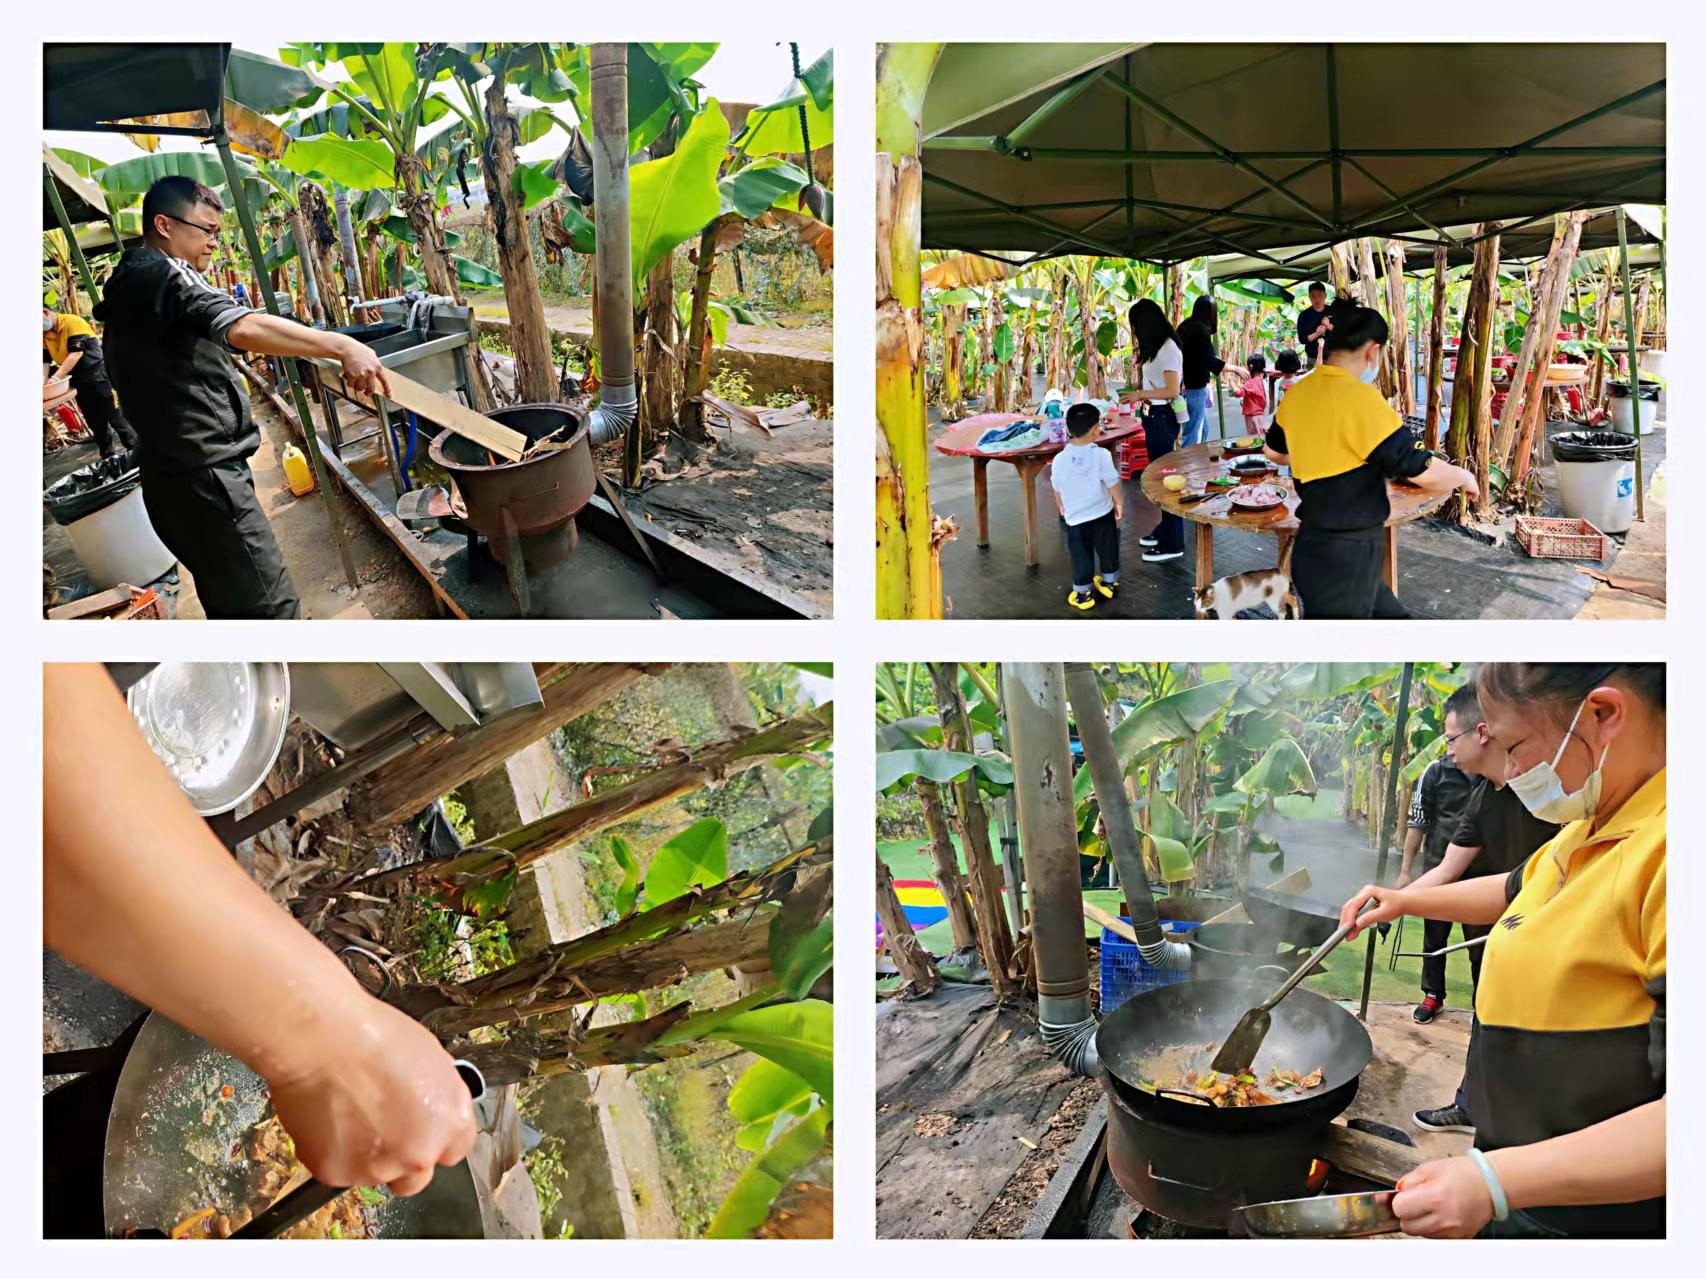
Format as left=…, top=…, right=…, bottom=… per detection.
left=1641, top=349, right=1667, bottom=381
left=63, top=485, right=177, bottom=589
left=1554, top=458, right=1635, bottom=535
left=1610, top=393, right=1658, bottom=435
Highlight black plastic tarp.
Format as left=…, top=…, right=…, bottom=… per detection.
left=43, top=43, right=228, bottom=133
left=920, top=43, right=1665, bottom=264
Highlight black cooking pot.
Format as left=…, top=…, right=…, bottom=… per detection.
left=1186, top=923, right=1295, bottom=983
left=1096, top=977, right=1371, bottom=1133
left=1241, top=883, right=1343, bottom=948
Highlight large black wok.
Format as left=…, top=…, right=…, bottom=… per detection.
left=1187, top=922, right=1299, bottom=983
left=1097, top=977, right=1372, bottom=1132
left=1241, top=882, right=1346, bottom=948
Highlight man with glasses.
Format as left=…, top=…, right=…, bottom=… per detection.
left=94, top=176, right=390, bottom=618
left=1401, top=682, right=1559, bottom=1136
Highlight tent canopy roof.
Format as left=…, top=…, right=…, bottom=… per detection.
left=44, top=42, right=230, bottom=134
left=42, top=144, right=108, bottom=229
left=921, top=43, right=1664, bottom=265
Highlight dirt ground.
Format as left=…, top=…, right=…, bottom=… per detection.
left=970, top=1077, right=1102, bottom=1238
left=472, top=296, right=832, bottom=360
left=170, top=395, right=436, bottom=621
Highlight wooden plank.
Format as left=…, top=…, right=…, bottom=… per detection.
left=1202, top=866, right=1314, bottom=926
left=1083, top=901, right=1138, bottom=943
left=359, top=366, right=528, bottom=462
left=1322, top=1122, right=1425, bottom=1187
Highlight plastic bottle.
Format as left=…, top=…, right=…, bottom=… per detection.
left=282, top=443, right=316, bottom=496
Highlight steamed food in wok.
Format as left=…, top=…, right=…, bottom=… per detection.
left=1137, top=1042, right=1325, bottom=1108
left=169, top=1113, right=380, bottom=1240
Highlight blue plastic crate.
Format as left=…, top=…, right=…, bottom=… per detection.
left=1099, top=917, right=1196, bottom=1012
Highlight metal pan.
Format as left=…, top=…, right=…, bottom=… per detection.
left=103, top=1013, right=484, bottom=1239
left=1238, top=1190, right=1400, bottom=1238
left=1241, top=882, right=1346, bottom=948
left=1096, top=977, right=1372, bottom=1132
left=125, top=663, right=291, bottom=815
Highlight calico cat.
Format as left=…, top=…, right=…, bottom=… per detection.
left=1193, top=545, right=1301, bottom=619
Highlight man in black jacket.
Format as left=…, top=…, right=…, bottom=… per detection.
left=94, top=176, right=390, bottom=619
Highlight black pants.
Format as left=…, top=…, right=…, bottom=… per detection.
left=1421, top=918, right=1489, bottom=1001
left=141, top=459, right=300, bottom=619
left=1066, top=510, right=1119, bottom=589
left=71, top=372, right=138, bottom=457
left=1142, top=403, right=1184, bottom=553
left=1291, top=526, right=1409, bottom=619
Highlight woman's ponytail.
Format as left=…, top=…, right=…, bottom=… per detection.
left=1323, top=300, right=1389, bottom=354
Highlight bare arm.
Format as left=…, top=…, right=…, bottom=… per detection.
left=1398, top=827, right=1423, bottom=885
left=1119, top=369, right=1183, bottom=403
left=1263, top=446, right=1290, bottom=465
left=44, top=665, right=474, bottom=1194
left=1496, top=1100, right=1665, bottom=1210
left=1405, top=455, right=1479, bottom=499
left=1337, top=874, right=1511, bottom=938
left=1408, top=841, right=1479, bottom=893
left=225, top=313, right=391, bottom=398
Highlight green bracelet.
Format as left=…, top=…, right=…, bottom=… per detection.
left=1466, top=1148, right=1510, bottom=1222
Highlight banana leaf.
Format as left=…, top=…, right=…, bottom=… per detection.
left=875, top=748, right=1012, bottom=794
left=225, top=48, right=327, bottom=114
left=1071, top=681, right=1238, bottom=806
left=720, top=157, right=810, bottom=220
left=453, top=255, right=502, bottom=288
left=642, top=817, right=728, bottom=910
left=706, top=1108, right=829, bottom=1239
left=1234, top=737, right=1317, bottom=797
left=628, top=100, right=728, bottom=292
left=706, top=1000, right=832, bottom=1104
left=280, top=135, right=395, bottom=191
left=728, top=1060, right=816, bottom=1154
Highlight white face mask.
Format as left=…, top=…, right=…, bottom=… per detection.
left=1506, top=696, right=1608, bottom=824
left=1360, top=355, right=1380, bottom=385
left=43, top=313, right=54, bottom=332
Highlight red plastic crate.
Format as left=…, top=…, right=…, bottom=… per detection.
left=1115, top=435, right=1150, bottom=478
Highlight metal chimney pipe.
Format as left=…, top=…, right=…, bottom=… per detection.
left=1065, top=662, right=1193, bottom=973
left=587, top=43, right=638, bottom=445
left=1002, top=662, right=1097, bottom=1076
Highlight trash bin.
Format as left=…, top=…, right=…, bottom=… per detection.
left=1551, top=430, right=1637, bottom=534
left=43, top=452, right=176, bottom=589
left=1609, top=379, right=1660, bottom=435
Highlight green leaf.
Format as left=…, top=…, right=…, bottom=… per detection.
left=1276, top=663, right=1404, bottom=700
left=932, top=287, right=978, bottom=305
left=875, top=748, right=1012, bottom=794
left=1096, top=317, right=1118, bottom=357
left=354, top=1186, right=387, bottom=1207
left=52, top=148, right=106, bottom=179
left=720, top=157, right=810, bottom=220
left=1205, top=791, right=1250, bottom=814
left=1072, top=682, right=1238, bottom=807
left=788, top=662, right=833, bottom=678
left=344, top=43, right=420, bottom=122
left=555, top=197, right=597, bottom=255
left=728, top=1059, right=816, bottom=1153
left=96, top=151, right=232, bottom=210
left=226, top=48, right=326, bottom=114
left=736, top=90, right=833, bottom=159
left=514, top=104, right=570, bottom=146
left=453, top=255, right=503, bottom=288
left=993, top=321, right=1015, bottom=363
left=797, top=50, right=834, bottom=110
left=1400, top=731, right=1448, bottom=785
left=710, top=1000, right=833, bottom=1103
left=706, top=1108, right=829, bottom=1239
left=642, top=817, right=728, bottom=909
left=806, top=805, right=833, bottom=843
left=1147, top=834, right=1195, bottom=882
left=280, top=134, right=395, bottom=191
left=629, top=101, right=729, bottom=292
left=609, top=835, right=642, bottom=917
left=513, top=158, right=559, bottom=210
left=769, top=872, right=832, bottom=1000
left=1234, top=737, right=1317, bottom=798
left=875, top=716, right=941, bottom=751
left=463, top=866, right=517, bottom=918
left=1146, top=791, right=1190, bottom=842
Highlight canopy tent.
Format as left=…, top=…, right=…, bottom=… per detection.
left=920, top=43, right=1664, bottom=267
left=42, top=145, right=108, bottom=228
left=43, top=40, right=359, bottom=589
left=1206, top=210, right=1662, bottom=285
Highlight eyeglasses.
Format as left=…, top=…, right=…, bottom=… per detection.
left=1444, top=726, right=1478, bottom=746
left=165, top=213, right=222, bottom=241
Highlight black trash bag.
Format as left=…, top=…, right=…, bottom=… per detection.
left=1609, top=379, right=1661, bottom=401
left=1552, top=430, right=1637, bottom=463
left=42, top=451, right=142, bottom=525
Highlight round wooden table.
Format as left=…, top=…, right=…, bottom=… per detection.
left=1139, top=441, right=1450, bottom=598
left=934, top=411, right=1144, bottom=567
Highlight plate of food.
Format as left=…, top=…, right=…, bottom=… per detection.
left=1228, top=483, right=1288, bottom=512
left=1226, top=456, right=1275, bottom=482
left=1223, top=435, right=1266, bottom=457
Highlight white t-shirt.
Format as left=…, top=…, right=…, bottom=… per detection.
left=1050, top=442, right=1120, bottom=526
left=1141, top=338, right=1184, bottom=393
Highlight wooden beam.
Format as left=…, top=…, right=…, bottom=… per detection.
left=354, top=367, right=529, bottom=461
left=349, top=662, right=670, bottom=827
left=1322, top=1122, right=1426, bottom=1187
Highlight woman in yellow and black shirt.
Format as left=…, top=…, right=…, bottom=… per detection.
left=1263, top=300, right=1476, bottom=618
left=1340, top=663, right=1665, bottom=1238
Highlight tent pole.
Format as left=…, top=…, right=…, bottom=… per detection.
left=1617, top=208, right=1644, bottom=522
left=1003, top=67, right=1106, bottom=147
left=1362, top=661, right=1413, bottom=1022
left=214, top=134, right=362, bottom=592
left=44, top=165, right=99, bottom=304
left=1144, top=160, right=1327, bottom=259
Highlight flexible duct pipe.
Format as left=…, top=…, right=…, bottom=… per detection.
left=587, top=42, right=638, bottom=445
left=1064, top=663, right=1193, bottom=973
left=1002, top=662, right=1097, bottom=1076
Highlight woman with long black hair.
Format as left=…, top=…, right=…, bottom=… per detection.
left=1119, top=299, right=1186, bottom=562
left=1264, top=299, right=1477, bottom=616
left=1176, top=296, right=1232, bottom=448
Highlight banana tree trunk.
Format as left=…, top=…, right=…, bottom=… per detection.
left=916, top=778, right=977, bottom=950
left=943, top=302, right=966, bottom=418
left=1424, top=245, right=1448, bottom=449
left=1329, top=243, right=1354, bottom=297
left=1506, top=213, right=1588, bottom=486
left=333, top=187, right=371, bottom=323
left=1046, top=272, right=1068, bottom=391
left=875, top=43, right=948, bottom=620
left=986, top=288, right=1007, bottom=410
left=1382, top=241, right=1414, bottom=416
left=878, top=855, right=940, bottom=995
left=680, top=217, right=729, bottom=442
left=1017, top=312, right=1035, bottom=408
left=1588, top=259, right=1616, bottom=409
left=1167, top=264, right=1185, bottom=327
left=399, top=163, right=494, bottom=410
left=286, top=206, right=325, bottom=325
left=481, top=77, right=557, bottom=404
left=301, top=184, right=347, bottom=330
left=1080, top=268, right=1106, bottom=399
left=1448, top=224, right=1501, bottom=521
left=928, top=663, right=1014, bottom=994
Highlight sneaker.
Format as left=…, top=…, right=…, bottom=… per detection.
left=1142, top=548, right=1184, bottom=563
left=1138, top=535, right=1159, bottom=547
left=1067, top=589, right=1097, bottom=611
left=1093, top=576, right=1118, bottom=599
left=1413, top=995, right=1444, bottom=1024
left=1413, top=1104, right=1474, bottom=1134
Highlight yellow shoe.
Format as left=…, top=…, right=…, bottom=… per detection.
left=1093, top=576, right=1118, bottom=599
left=1067, top=589, right=1097, bottom=611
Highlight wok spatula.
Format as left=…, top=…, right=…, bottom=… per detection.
left=1210, top=897, right=1376, bottom=1077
